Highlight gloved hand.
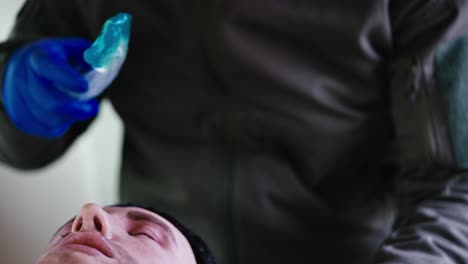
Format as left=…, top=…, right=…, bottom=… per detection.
left=2, top=38, right=99, bottom=138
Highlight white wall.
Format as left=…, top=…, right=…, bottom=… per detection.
left=0, top=1, right=123, bottom=263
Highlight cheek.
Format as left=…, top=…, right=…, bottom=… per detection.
left=113, top=237, right=175, bottom=264
left=48, top=236, right=63, bottom=247
left=38, top=238, right=64, bottom=258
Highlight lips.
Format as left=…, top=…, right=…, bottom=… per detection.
left=59, top=232, right=114, bottom=258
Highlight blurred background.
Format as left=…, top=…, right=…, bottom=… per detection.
left=0, top=0, right=123, bottom=263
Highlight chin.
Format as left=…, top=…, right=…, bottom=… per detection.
left=36, top=252, right=107, bottom=264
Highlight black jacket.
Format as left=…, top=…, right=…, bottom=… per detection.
left=1, top=0, right=468, bottom=263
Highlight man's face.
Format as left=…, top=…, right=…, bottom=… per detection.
left=36, top=204, right=197, bottom=264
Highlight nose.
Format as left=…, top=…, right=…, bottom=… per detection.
left=72, top=203, right=112, bottom=238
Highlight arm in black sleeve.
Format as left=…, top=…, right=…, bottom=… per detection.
left=0, top=0, right=97, bottom=169
left=375, top=171, right=468, bottom=263
left=373, top=0, right=468, bottom=263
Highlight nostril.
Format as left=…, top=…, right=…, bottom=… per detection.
left=94, top=216, right=103, bottom=232
left=74, top=217, right=83, bottom=231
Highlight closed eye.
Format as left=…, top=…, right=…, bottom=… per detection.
left=135, top=232, right=155, bottom=241
left=125, top=210, right=177, bottom=248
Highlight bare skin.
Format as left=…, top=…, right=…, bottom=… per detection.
left=36, top=203, right=197, bottom=264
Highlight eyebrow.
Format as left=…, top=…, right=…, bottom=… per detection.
left=127, top=211, right=178, bottom=247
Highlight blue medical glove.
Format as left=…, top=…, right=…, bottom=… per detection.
left=2, top=38, right=99, bottom=138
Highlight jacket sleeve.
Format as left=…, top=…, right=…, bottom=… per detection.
left=373, top=0, right=468, bottom=263
left=0, top=0, right=96, bottom=170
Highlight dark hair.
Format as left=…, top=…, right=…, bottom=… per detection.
left=112, top=203, right=216, bottom=264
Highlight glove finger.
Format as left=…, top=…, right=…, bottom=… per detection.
left=57, top=99, right=99, bottom=121
left=26, top=72, right=97, bottom=121
left=3, top=53, right=72, bottom=136
left=26, top=99, right=72, bottom=130
left=51, top=38, right=93, bottom=72
left=15, top=89, right=74, bottom=137
left=27, top=73, right=69, bottom=112
left=28, top=41, right=89, bottom=93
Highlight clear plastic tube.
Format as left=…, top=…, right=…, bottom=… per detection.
left=72, top=13, right=132, bottom=100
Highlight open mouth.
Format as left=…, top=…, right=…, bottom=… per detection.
left=59, top=232, right=114, bottom=258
